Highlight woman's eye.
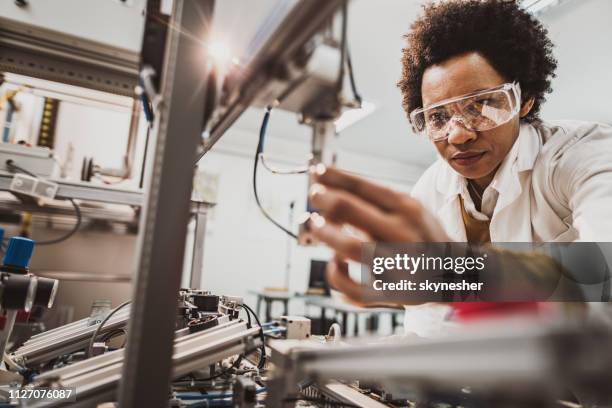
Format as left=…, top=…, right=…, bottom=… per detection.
left=468, top=99, right=491, bottom=110
left=427, top=111, right=449, bottom=126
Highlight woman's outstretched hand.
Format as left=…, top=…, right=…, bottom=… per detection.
left=305, top=165, right=449, bottom=305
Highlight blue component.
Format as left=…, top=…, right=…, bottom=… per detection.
left=0, top=228, right=4, bottom=245
left=3, top=237, right=35, bottom=268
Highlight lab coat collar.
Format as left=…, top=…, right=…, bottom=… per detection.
left=489, top=123, right=540, bottom=212
left=435, top=123, right=540, bottom=200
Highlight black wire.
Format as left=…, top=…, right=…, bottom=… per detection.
left=253, top=107, right=298, bottom=239
left=5, top=160, right=36, bottom=177
left=139, top=125, right=151, bottom=189
left=193, top=355, right=244, bottom=381
left=86, top=300, right=131, bottom=357
left=346, top=47, right=362, bottom=105
left=338, top=0, right=362, bottom=106
left=336, top=0, right=348, bottom=91
left=283, top=396, right=360, bottom=407
left=185, top=303, right=261, bottom=381
left=5, top=160, right=82, bottom=245
left=241, top=303, right=266, bottom=370
left=36, top=198, right=81, bottom=245
left=243, top=306, right=252, bottom=328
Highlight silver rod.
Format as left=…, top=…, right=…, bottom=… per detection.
left=117, top=0, right=215, bottom=406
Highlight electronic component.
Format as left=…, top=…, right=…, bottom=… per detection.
left=9, top=172, right=58, bottom=201
left=281, top=316, right=311, bottom=340
left=10, top=289, right=232, bottom=368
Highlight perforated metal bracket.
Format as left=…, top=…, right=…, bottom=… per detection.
left=9, top=173, right=58, bottom=202
left=0, top=16, right=139, bottom=96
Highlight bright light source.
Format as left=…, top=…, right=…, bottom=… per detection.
left=334, top=101, right=377, bottom=133
left=206, top=40, right=233, bottom=72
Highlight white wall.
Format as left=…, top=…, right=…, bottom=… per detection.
left=539, top=0, right=612, bottom=123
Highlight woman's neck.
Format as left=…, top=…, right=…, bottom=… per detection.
left=471, top=173, right=495, bottom=192
left=467, top=168, right=498, bottom=211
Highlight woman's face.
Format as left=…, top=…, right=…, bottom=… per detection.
left=421, top=52, right=525, bottom=184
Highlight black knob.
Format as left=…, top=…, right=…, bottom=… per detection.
left=1, top=273, right=36, bottom=311
left=33, top=277, right=59, bottom=308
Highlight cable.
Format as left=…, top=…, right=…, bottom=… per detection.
left=36, top=198, right=81, bottom=245
left=176, top=386, right=266, bottom=401
left=176, top=305, right=261, bottom=382
left=258, top=154, right=308, bottom=175
left=193, top=355, right=243, bottom=381
left=5, top=159, right=36, bottom=177
left=338, top=0, right=362, bottom=106
left=252, top=107, right=297, bottom=239
left=241, top=303, right=266, bottom=370
left=139, top=125, right=151, bottom=189
left=86, top=300, right=131, bottom=358
left=346, top=47, right=362, bottom=105
left=3, top=352, right=25, bottom=372
left=5, top=160, right=83, bottom=245
left=283, top=396, right=360, bottom=407
left=336, top=0, right=348, bottom=91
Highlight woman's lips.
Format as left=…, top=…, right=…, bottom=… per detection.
left=452, top=151, right=486, bottom=166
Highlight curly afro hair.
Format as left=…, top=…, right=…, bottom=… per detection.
left=398, top=0, right=557, bottom=123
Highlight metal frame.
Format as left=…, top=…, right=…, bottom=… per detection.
left=29, top=319, right=260, bottom=408
left=117, top=1, right=215, bottom=406
left=197, top=0, right=346, bottom=160
left=11, top=308, right=132, bottom=367
left=0, top=16, right=138, bottom=97
left=189, top=201, right=215, bottom=289
left=0, top=172, right=142, bottom=206
left=266, top=323, right=612, bottom=406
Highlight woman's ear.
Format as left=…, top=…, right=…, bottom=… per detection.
left=520, top=97, right=535, bottom=118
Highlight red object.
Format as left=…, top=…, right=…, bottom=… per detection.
left=452, top=302, right=540, bottom=321
left=16, top=310, right=31, bottom=323
left=0, top=310, right=32, bottom=329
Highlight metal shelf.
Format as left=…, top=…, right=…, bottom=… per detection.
left=0, top=172, right=143, bottom=206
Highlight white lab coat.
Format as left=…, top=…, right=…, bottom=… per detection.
left=403, top=120, right=612, bottom=336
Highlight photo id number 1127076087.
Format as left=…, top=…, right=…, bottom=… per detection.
left=8, top=388, right=76, bottom=403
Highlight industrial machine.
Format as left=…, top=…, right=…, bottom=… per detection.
left=0, top=236, right=59, bottom=363
left=1, top=290, right=265, bottom=407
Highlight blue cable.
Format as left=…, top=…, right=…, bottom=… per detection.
left=176, top=386, right=266, bottom=401
left=252, top=106, right=297, bottom=239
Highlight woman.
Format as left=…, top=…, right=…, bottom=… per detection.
left=304, top=0, right=612, bottom=324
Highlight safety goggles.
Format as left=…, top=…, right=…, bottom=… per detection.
left=409, top=82, right=522, bottom=141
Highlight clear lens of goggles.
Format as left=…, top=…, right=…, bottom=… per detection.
left=410, top=82, right=521, bottom=141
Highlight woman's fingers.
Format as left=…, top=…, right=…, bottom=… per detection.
left=307, top=215, right=363, bottom=261
left=326, top=257, right=417, bottom=307
left=309, top=184, right=419, bottom=242
left=311, top=165, right=405, bottom=212
left=325, top=258, right=368, bottom=306
left=310, top=166, right=448, bottom=242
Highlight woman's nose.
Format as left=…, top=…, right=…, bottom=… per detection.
left=446, top=118, right=477, bottom=145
